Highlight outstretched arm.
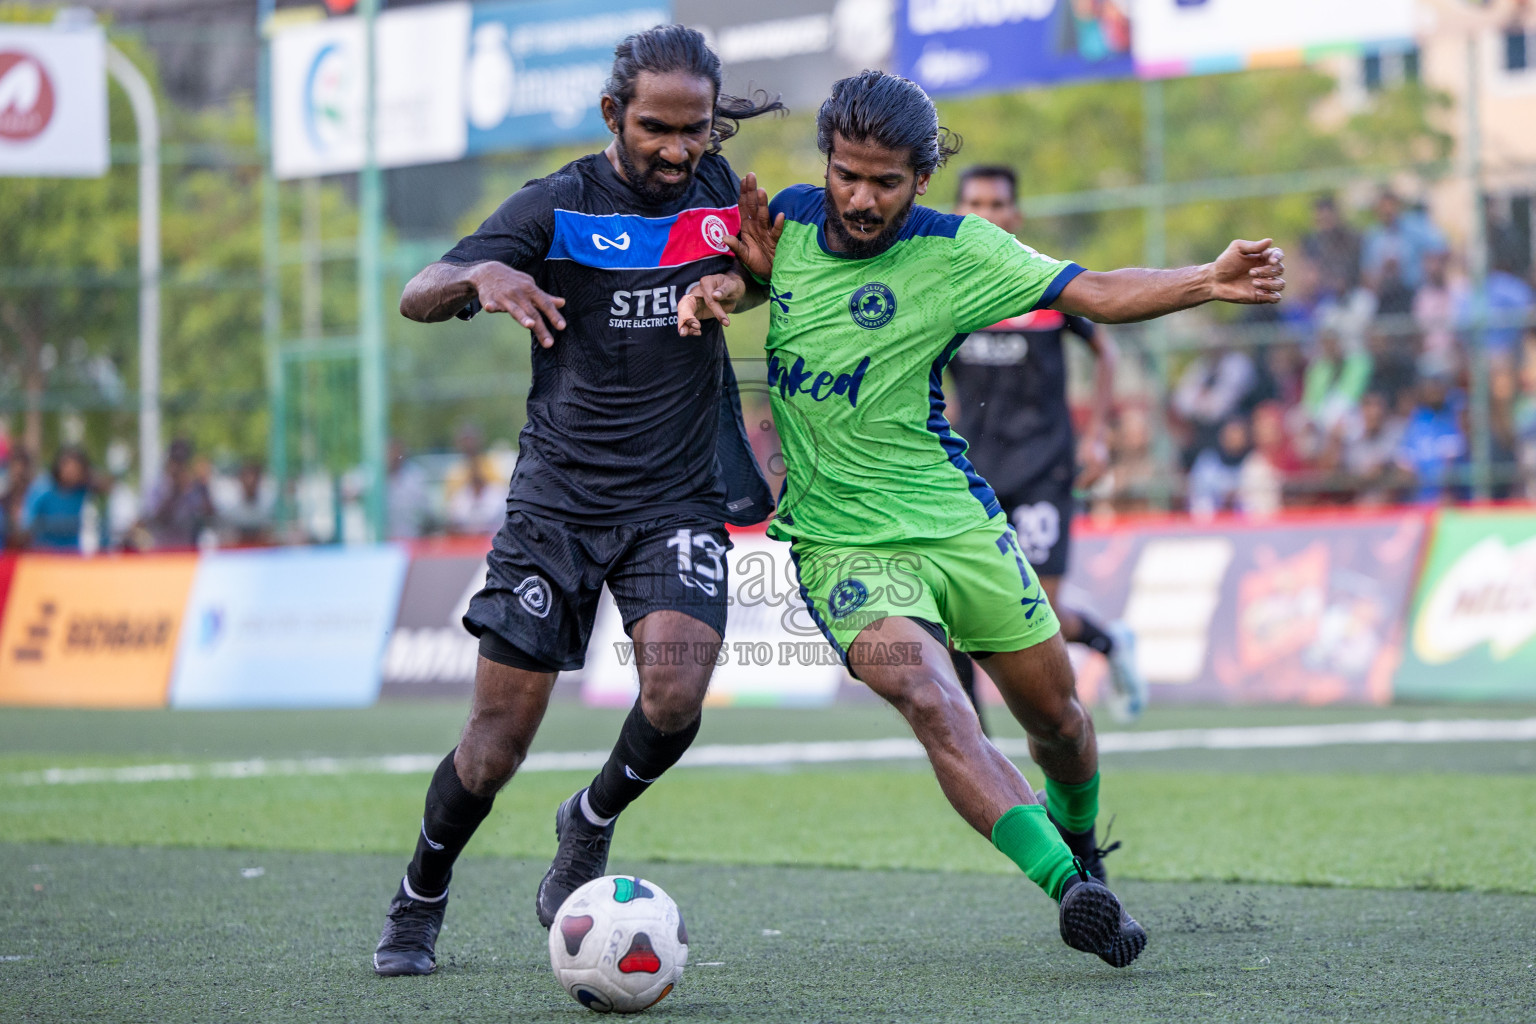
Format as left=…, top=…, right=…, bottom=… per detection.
left=1053, top=239, right=1285, bottom=324
left=400, top=260, right=567, bottom=347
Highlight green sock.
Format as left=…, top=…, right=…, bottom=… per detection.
left=1045, top=772, right=1099, bottom=834
left=991, top=804, right=1078, bottom=901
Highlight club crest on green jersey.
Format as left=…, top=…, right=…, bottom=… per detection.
left=849, top=282, right=897, bottom=330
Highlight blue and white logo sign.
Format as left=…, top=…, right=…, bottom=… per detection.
left=467, top=0, right=669, bottom=155
left=849, top=282, right=897, bottom=330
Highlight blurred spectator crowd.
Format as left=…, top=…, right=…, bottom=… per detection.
left=1096, top=190, right=1536, bottom=516
left=0, top=422, right=516, bottom=554
left=3, top=188, right=1534, bottom=554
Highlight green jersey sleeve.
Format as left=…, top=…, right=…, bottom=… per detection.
left=950, top=216, right=1085, bottom=333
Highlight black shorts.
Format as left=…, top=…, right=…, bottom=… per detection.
left=463, top=509, right=732, bottom=672
left=998, top=467, right=1075, bottom=579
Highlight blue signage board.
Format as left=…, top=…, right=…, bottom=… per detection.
left=895, top=0, right=1134, bottom=97
left=466, top=0, right=671, bottom=155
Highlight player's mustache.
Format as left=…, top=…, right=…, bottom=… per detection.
left=646, top=157, right=691, bottom=178
left=842, top=210, right=884, bottom=228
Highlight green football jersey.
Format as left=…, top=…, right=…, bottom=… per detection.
left=762, top=184, right=1083, bottom=545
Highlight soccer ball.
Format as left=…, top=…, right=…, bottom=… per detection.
left=548, top=875, right=688, bottom=1013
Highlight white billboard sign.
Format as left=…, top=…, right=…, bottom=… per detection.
left=1131, top=0, right=1419, bottom=76
left=271, top=3, right=470, bottom=180
left=0, top=25, right=107, bottom=178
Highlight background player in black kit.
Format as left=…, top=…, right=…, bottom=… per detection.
left=371, top=26, right=782, bottom=977
left=946, top=165, right=1149, bottom=731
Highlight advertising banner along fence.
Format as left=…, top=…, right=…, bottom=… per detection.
left=1063, top=512, right=1428, bottom=704
left=0, top=24, right=107, bottom=178
left=381, top=539, right=489, bottom=699
left=895, top=0, right=1134, bottom=98
left=1129, top=0, right=1417, bottom=78
left=1396, top=508, right=1536, bottom=701
left=169, top=546, right=408, bottom=709
left=0, top=554, right=197, bottom=707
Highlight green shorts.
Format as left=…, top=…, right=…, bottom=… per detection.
left=789, top=512, right=1061, bottom=665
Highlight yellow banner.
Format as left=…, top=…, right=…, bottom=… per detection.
left=0, top=554, right=198, bottom=708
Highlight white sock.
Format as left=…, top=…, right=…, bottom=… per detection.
left=579, top=788, right=616, bottom=827
left=401, top=876, right=447, bottom=903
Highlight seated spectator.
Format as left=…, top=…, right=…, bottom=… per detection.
left=1362, top=190, right=1447, bottom=293
left=1366, top=327, right=1422, bottom=417
left=446, top=456, right=504, bottom=537
left=1372, top=256, right=1416, bottom=318
left=1259, top=341, right=1306, bottom=410
left=1239, top=402, right=1304, bottom=515
left=1, top=449, right=34, bottom=549
left=1107, top=405, right=1158, bottom=513
left=1455, top=254, right=1535, bottom=364
left=1338, top=391, right=1408, bottom=505
left=22, top=447, right=99, bottom=552
left=216, top=459, right=276, bottom=546
left=144, top=438, right=216, bottom=549
left=1188, top=416, right=1250, bottom=518
left=1515, top=343, right=1536, bottom=497
left=1301, top=194, right=1362, bottom=300
left=386, top=439, right=430, bottom=541
left=1302, top=328, right=1371, bottom=432
left=1172, top=344, right=1257, bottom=465
left=1396, top=371, right=1469, bottom=504
left=1414, top=250, right=1458, bottom=362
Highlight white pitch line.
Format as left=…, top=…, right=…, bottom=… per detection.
left=7, top=718, right=1535, bottom=788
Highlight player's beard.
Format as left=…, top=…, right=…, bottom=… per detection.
left=616, top=129, right=694, bottom=204
left=824, top=187, right=915, bottom=259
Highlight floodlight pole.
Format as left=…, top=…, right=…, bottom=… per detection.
left=105, top=44, right=161, bottom=502
left=357, top=0, right=388, bottom=541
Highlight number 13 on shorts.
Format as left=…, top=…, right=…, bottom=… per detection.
left=667, top=528, right=727, bottom=596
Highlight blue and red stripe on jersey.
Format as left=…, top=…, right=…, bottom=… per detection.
left=548, top=206, right=741, bottom=270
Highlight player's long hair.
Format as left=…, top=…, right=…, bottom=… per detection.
left=816, top=70, right=962, bottom=176
left=605, top=25, right=786, bottom=155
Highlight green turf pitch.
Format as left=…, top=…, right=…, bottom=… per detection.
left=3, top=844, right=1534, bottom=1024
left=3, top=703, right=1535, bottom=1021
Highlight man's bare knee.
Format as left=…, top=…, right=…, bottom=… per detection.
left=892, top=675, right=976, bottom=749
left=455, top=712, right=532, bottom=796
left=638, top=670, right=708, bottom=734
left=1027, top=697, right=1090, bottom=753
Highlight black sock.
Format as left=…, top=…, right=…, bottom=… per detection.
left=584, top=701, right=701, bottom=821
left=1069, top=611, right=1115, bottom=656
left=949, top=648, right=988, bottom=736
left=405, top=749, right=494, bottom=900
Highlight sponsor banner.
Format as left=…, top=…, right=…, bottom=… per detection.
left=1064, top=512, right=1427, bottom=704
left=380, top=539, right=489, bottom=698
left=572, top=531, right=850, bottom=707
left=271, top=3, right=471, bottom=179
left=169, top=546, right=408, bottom=708
left=465, top=0, right=669, bottom=157
left=0, top=25, right=107, bottom=178
left=676, top=0, right=895, bottom=114
left=1396, top=508, right=1536, bottom=701
left=895, top=0, right=1134, bottom=98
left=1129, top=0, right=1416, bottom=78
left=0, top=554, right=197, bottom=707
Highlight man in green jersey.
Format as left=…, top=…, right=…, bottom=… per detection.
left=678, top=71, right=1284, bottom=968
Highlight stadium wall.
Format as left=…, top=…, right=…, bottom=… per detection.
left=0, top=505, right=1532, bottom=708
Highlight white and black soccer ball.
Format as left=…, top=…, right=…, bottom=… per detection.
left=548, top=875, right=688, bottom=1014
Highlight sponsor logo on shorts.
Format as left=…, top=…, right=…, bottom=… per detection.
left=514, top=575, right=552, bottom=619
left=828, top=578, right=870, bottom=620
left=848, top=282, right=896, bottom=330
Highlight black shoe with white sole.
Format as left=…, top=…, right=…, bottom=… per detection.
left=373, top=882, right=446, bottom=977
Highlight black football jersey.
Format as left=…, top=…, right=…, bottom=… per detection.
left=946, top=309, right=1096, bottom=496
left=441, top=152, right=771, bottom=526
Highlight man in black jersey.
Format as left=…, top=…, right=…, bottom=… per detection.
left=371, top=26, right=782, bottom=976
left=945, top=165, right=1148, bottom=728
